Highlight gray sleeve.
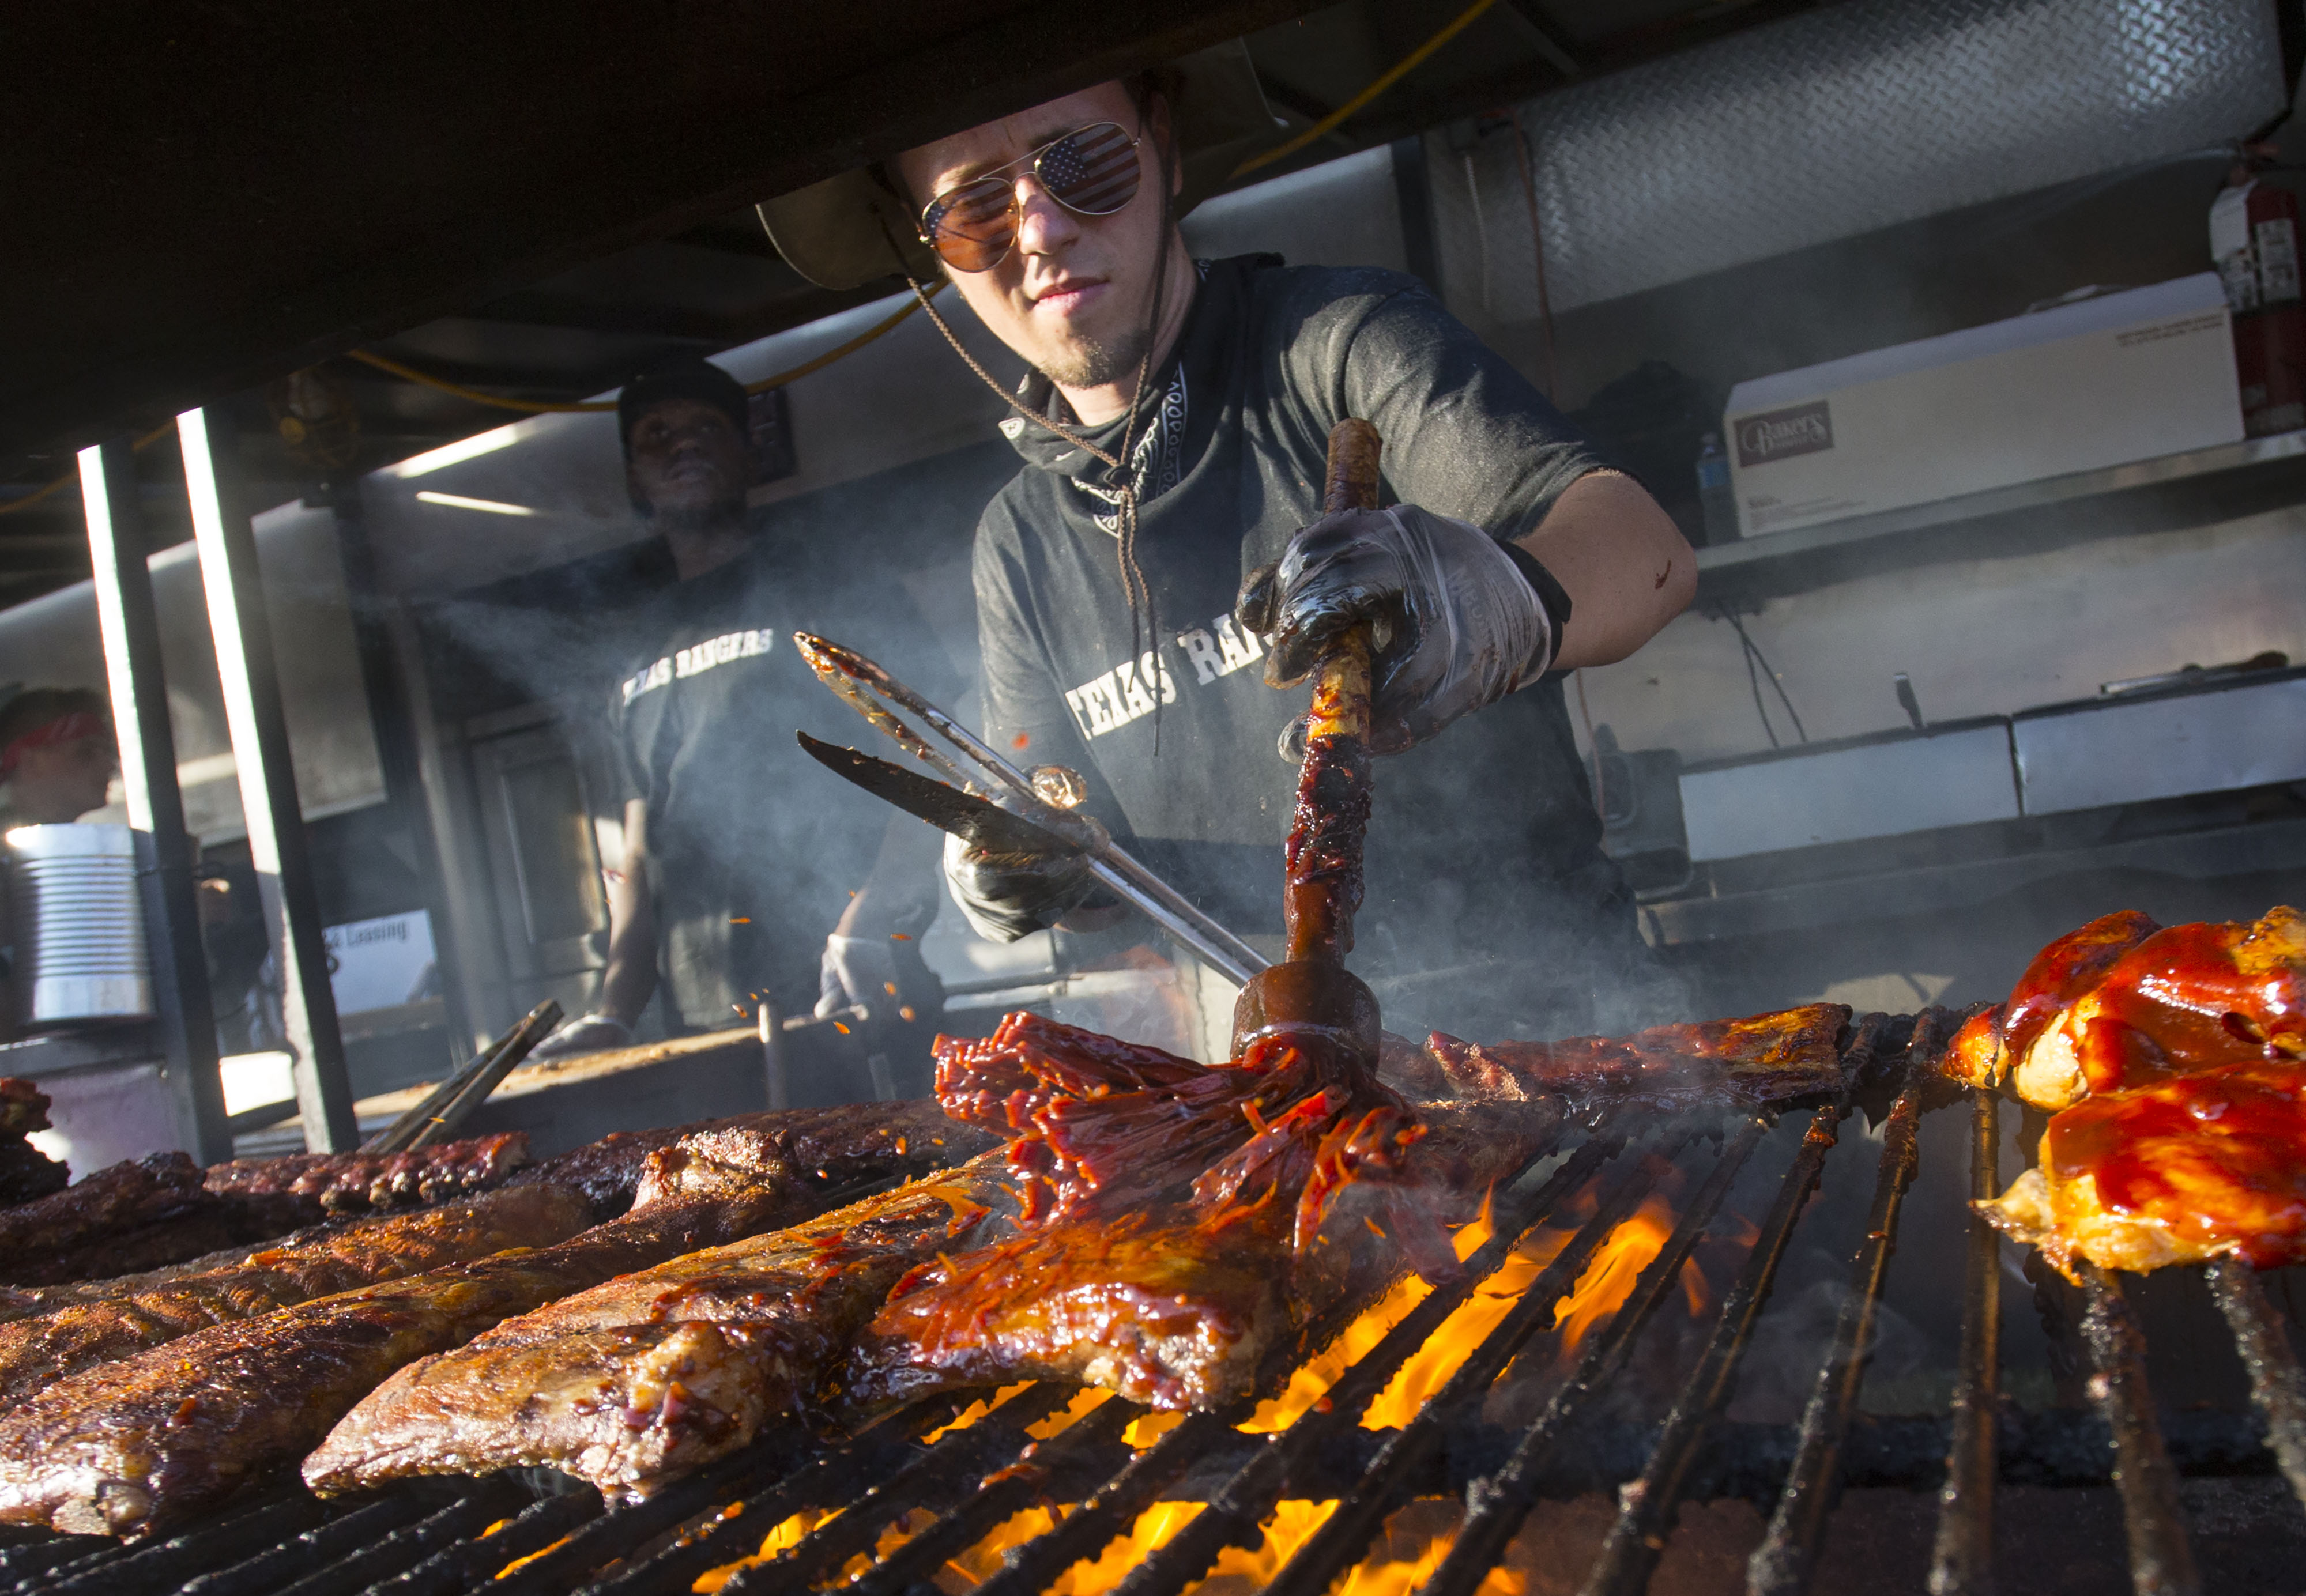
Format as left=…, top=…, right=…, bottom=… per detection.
left=1327, top=280, right=1603, bottom=541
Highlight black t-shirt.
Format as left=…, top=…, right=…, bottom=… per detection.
left=611, top=538, right=953, bottom=1029
left=973, top=255, right=1644, bottom=1036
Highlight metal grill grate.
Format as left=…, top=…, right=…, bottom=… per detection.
left=5, top=1007, right=2302, bottom=1596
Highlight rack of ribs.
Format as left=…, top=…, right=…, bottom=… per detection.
left=0, top=1080, right=66, bottom=1206
left=845, top=1096, right=1558, bottom=1415
left=1966, top=907, right=2306, bottom=1278
left=306, top=1153, right=1011, bottom=1500
left=0, top=1183, right=595, bottom=1406
left=0, top=1153, right=218, bottom=1284
left=1419, top=1003, right=1853, bottom=1112
left=200, top=1131, right=533, bottom=1230
left=0, top=1102, right=965, bottom=1537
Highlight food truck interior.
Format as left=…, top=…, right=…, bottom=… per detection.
left=1, top=2, right=2303, bottom=1591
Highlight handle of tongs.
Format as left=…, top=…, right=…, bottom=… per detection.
left=794, top=632, right=1269, bottom=984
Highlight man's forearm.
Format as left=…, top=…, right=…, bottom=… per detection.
left=1516, top=470, right=1696, bottom=670
left=596, top=863, right=657, bottom=1025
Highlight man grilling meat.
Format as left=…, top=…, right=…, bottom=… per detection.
left=528, top=360, right=949, bottom=1095
left=762, top=47, right=1694, bottom=1040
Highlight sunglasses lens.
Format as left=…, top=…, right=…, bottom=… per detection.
left=925, top=179, right=1015, bottom=273
left=1040, top=123, right=1140, bottom=216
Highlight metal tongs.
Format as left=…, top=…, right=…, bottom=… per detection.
left=792, top=634, right=1268, bottom=986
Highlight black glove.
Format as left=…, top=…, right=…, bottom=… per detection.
left=941, top=815, right=1109, bottom=943
left=1237, top=505, right=1566, bottom=754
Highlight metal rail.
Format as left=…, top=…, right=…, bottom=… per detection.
left=966, top=1129, right=1612, bottom=1596
left=1748, top=1080, right=1926, bottom=1595
left=1417, top=1116, right=1770, bottom=1596
left=2078, top=1263, right=2200, bottom=1596
left=1928, top=1087, right=2003, bottom=1596
left=848, top=1395, right=1145, bottom=1596
left=1258, top=1134, right=1700, bottom=1596
left=1107, top=1135, right=1641, bottom=1596
left=722, top=1385, right=1076, bottom=1594
left=2206, top=1258, right=2306, bottom=1515
left=1576, top=1100, right=1848, bottom=1596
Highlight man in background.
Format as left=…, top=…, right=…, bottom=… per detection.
left=0, top=689, right=116, bottom=827
left=529, top=360, right=948, bottom=1096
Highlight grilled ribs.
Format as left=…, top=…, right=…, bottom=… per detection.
left=306, top=1152, right=1009, bottom=1499
left=0, top=1153, right=214, bottom=1282
left=0, top=1140, right=69, bottom=1209
left=0, top=1081, right=65, bottom=1208
left=847, top=1098, right=1559, bottom=1414
left=201, top=1133, right=533, bottom=1230
left=0, top=1104, right=959, bottom=1536
left=1421, top=1003, right=1853, bottom=1112
left=0, top=1183, right=593, bottom=1406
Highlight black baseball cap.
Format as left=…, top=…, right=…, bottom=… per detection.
left=617, top=359, right=749, bottom=458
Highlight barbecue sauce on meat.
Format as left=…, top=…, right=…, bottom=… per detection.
left=1973, top=907, right=2306, bottom=1276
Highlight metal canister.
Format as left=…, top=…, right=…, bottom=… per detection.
left=5, top=823, right=153, bottom=1028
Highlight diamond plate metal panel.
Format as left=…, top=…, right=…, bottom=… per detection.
left=1475, top=0, right=2285, bottom=314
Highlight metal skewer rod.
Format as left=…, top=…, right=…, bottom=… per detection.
left=1750, top=1081, right=1926, bottom=1596
left=2204, top=1258, right=2306, bottom=1515
left=2078, top=1262, right=2200, bottom=1596
left=795, top=633, right=1268, bottom=984
left=1929, top=1086, right=2004, bottom=1596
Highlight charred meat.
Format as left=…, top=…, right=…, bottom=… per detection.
left=847, top=1099, right=1558, bottom=1414
left=0, top=1108, right=960, bottom=1537
left=0, top=1183, right=594, bottom=1406
left=201, top=1133, right=533, bottom=1230
left=1421, top=1003, right=1852, bottom=1112
left=0, top=1153, right=214, bottom=1281
left=306, top=1155, right=1009, bottom=1500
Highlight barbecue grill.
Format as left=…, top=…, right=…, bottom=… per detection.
left=5, top=1008, right=2301, bottom=1596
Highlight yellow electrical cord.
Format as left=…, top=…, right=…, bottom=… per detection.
left=345, top=280, right=943, bottom=414
left=0, top=420, right=178, bottom=519
left=1234, top=0, right=1499, bottom=179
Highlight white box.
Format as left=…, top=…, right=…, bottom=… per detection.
left=1724, top=275, right=2243, bottom=538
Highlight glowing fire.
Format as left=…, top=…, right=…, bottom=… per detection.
left=679, top=1167, right=1725, bottom=1596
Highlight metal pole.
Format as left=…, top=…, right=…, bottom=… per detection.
left=325, top=478, right=476, bottom=1061
left=77, top=441, right=232, bottom=1164
left=177, top=408, right=359, bottom=1151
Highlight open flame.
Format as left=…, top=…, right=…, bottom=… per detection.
left=689, top=1164, right=1728, bottom=1595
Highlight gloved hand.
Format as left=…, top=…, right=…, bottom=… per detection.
left=1236, top=504, right=1562, bottom=754
left=815, top=932, right=943, bottom=1030
left=526, top=1012, right=633, bottom=1062
left=941, top=816, right=1109, bottom=943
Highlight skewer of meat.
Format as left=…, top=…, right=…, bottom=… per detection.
left=1954, top=905, right=2306, bottom=1277
left=0, top=1183, right=595, bottom=1405
left=0, top=1101, right=966, bottom=1537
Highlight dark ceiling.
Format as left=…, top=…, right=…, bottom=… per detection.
left=0, top=0, right=1841, bottom=602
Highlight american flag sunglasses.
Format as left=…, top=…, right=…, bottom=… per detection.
left=916, top=121, right=1144, bottom=273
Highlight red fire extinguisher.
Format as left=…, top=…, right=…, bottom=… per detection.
left=2214, top=147, right=2305, bottom=436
